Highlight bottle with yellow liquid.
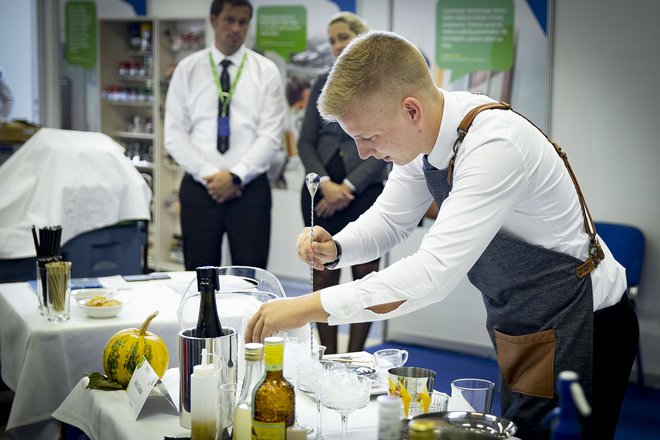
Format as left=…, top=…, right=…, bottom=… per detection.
left=251, top=336, right=295, bottom=439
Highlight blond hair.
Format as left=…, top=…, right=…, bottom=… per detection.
left=327, top=11, right=370, bottom=35
left=318, top=31, right=435, bottom=121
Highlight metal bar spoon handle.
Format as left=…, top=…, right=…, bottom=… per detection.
left=305, top=172, right=321, bottom=356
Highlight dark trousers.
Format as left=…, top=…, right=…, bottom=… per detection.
left=591, top=293, right=639, bottom=439
left=179, top=173, right=271, bottom=270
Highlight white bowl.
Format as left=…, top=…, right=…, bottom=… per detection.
left=78, top=297, right=125, bottom=318
left=72, top=288, right=118, bottom=306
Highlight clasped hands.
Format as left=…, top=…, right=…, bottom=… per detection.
left=315, top=181, right=354, bottom=218
left=244, top=225, right=336, bottom=342
left=204, top=170, right=241, bottom=204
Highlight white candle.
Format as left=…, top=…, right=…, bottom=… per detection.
left=233, top=404, right=252, bottom=440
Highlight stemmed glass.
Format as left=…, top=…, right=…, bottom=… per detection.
left=284, top=336, right=314, bottom=434
left=297, top=359, right=345, bottom=439
left=319, top=371, right=372, bottom=440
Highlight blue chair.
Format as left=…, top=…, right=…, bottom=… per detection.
left=595, top=221, right=645, bottom=392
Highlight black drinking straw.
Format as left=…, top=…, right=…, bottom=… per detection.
left=32, top=225, right=41, bottom=257
left=54, top=226, right=62, bottom=256
left=39, top=228, right=46, bottom=256
left=48, top=227, right=55, bottom=256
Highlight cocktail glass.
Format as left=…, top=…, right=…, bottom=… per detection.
left=297, top=359, right=345, bottom=439
left=319, top=371, right=372, bottom=440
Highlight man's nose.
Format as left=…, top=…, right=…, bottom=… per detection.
left=356, top=143, right=374, bottom=160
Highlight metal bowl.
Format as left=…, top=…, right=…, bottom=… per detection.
left=401, top=411, right=518, bottom=439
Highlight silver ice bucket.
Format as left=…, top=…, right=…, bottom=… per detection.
left=178, top=326, right=238, bottom=428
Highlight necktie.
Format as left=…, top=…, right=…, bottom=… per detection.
left=217, top=59, right=232, bottom=154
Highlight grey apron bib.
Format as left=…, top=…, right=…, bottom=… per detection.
left=423, top=102, right=603, bottom=439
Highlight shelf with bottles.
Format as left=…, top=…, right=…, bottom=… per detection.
left=158, top=19, right=206, bottom=96
left=101, top=87, right=154, bottom=105
left=117, top=56, right=154, bottom=80
left=152, top=17, right=206, bottom=272
left=114, top=131, right=154, bottom=140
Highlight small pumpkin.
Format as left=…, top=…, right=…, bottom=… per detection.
left=103, top=311, right=169, bottom=387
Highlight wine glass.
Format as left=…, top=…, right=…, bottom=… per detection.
left=284, top=337, right=314, bottom=434
left=319, top=371, right=372, bottom=440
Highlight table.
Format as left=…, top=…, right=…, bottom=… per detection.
left=0, top=273, right=194, bottom=439
left=53, top=368, right=378, bottom=440
left=0, top=272, right=308, bottom=440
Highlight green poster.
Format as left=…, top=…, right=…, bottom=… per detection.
left=65, top=1, right=97, bottom=68
left=256, top=6, right=307, bottom=62
left=436, top=0, right=514, bottom=80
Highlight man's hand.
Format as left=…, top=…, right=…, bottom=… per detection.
left=204, top=171, right=242, bottom=203
left=296, top=226, right=337, bottom=270
left=245, top=293, right=329, bottom=343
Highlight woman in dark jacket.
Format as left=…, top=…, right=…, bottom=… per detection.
left=298, top=12, right=389, bottom=354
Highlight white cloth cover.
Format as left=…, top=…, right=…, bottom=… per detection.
left=0, top=128, right=151, bottom=258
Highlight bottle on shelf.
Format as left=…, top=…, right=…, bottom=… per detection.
left=251, top=336, right=295, bottom=439
left=232, top=343, right=264, bottom=440
left=190, top=348, right=219, bottom=440
left=194, top=266, right=224, bottom=338
left=545, top=370, right=592, bottom=440
left=378, top=394, right=404, bottom=440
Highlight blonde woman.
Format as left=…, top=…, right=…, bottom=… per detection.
left=297, top=12, right=388, bottom=354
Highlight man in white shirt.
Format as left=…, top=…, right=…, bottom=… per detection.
left=165, top=0, right=285, bottom=270
left=246, top=32, right=638, bottom=439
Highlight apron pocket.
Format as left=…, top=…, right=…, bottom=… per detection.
left=494, top=328, right=556, bottom=399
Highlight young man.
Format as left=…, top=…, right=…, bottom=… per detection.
left=246, top=32, right=638, bottom=439
left=165, top=0, right=285, bottom=270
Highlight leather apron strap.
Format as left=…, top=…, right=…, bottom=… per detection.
left=447, top=101, right=604, bottom=278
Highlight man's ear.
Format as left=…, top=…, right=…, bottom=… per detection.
left=402, top=97, right=422, bottom=123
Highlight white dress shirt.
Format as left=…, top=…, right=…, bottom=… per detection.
left=164, top=45, right=285, bottom=185
left=321, top=90, right=626, bottom=325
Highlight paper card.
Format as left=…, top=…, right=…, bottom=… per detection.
left=154, top=380, right=178, bottom=412
left=127, top=356, right=177, bottom=420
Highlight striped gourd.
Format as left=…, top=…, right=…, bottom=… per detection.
left=103, top=311, right=169, bottom=387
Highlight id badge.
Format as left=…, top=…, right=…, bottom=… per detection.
left=218, top=115, right=230, bottom=137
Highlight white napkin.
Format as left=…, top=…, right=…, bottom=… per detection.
left=449, top=388, right=476, bottom=412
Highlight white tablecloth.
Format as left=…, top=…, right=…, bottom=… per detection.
left=53, top=368, right=378, bottom=440
left=0, top=273, right=193, bottom=437
left=0, top=271, right=309, bottom=440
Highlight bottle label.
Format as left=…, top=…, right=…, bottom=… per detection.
left=264, top=343, right=283, bottom=371
left=251, top=420, right=286, bottom=440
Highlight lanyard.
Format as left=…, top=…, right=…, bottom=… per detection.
left=209, top=51, right=247, bottom=117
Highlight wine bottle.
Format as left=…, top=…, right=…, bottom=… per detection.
left=194, top=266, right=224, bottom=338
left=251, top=336, right=295, bottom=439
left=233, top=343, right=264, bottom=440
